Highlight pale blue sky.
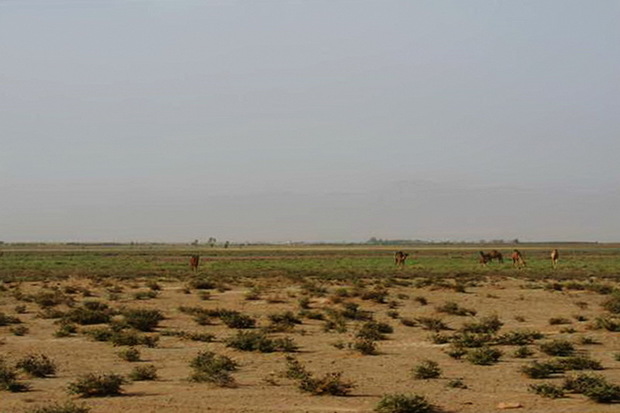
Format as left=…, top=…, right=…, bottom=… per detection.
left=1, top=0, right=618, bottom=242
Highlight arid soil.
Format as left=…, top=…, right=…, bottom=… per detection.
left=1, top=273, right=619, bottom=413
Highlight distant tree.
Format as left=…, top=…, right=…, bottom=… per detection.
left=191, top=239, right=199, bottom=246
left=224, top=241, right=229, bottom=249
left=207, top=237, right=217, bottom=247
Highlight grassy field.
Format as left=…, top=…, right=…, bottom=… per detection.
left=1, top=243, right=619, bottom=413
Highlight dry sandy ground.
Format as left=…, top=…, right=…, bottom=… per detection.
left=1, top=276, right=619, bottom=413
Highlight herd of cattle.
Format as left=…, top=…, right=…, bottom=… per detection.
left=187, top=249, right=561, bottom=271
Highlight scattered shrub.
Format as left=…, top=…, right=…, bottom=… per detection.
left=496, top=330, right=543, bottom=346
left=446, top=378, right=467, bottom=389
left=220, top=311, right=256, bottom=329
left=356, top=321, right=393, bottom=341
left=413, top=296, right=428, bottom=306
left=122, top=308, right=164, bottom=332
left=189, top=351, right=237, bottom=387
left=225, top=331, right=297, bottom=353
left=352, top=338, right=378, bottom=355
left=16, top=353, right=57, bottom=377
left=374, top=393, right=434, bottom=413
left=529, top=383, right=565, bottom=399
left=412, top=360, right=441, bottom=379
left=298, top=371, right=355, bottom=396
left=540, top=340, right=575, bottom=357
left=461, top=315, right=503, bottom=334
left=0, top=312, right=22, bottom=326
left=128, top=364, right=157, bottom=381
left=436, top=301, right=476, bottom=316
left=521, top=361, right=563, bottom=379
left=54, top=323, right=77, bottom=338
left=466, top=347, right=502, bottom=366
left=0, top=358, right=29, bottom=392
left=10, top=325, right=29, bottom=336
left=601, top=293, right=620, bottom=314
left=26, top=400, right=90, bottom=413
left=548, top=317, right=571, bottom=325
left=415, top=316, right=448, bottom=331
left=117, top=347, right=140, bottom=362
left=513, top=346, right=535, bottom=358
left=556, top=355, right=603, bottom=371
left=67, top=373, right=125, bottom=397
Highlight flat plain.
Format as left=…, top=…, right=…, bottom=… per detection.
left=1, top=243, right=619, bottom=413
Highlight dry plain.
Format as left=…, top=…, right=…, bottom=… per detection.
left=1, top=244, right=619, bottom=413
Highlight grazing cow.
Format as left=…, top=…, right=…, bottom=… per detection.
left=394, top=251, right=409, bottom=267
left=511, top=249, right=526, bottom=268
left=479, top=250, right=504, bottom=265
left=551, top=249, right=559, bottom=268
left=189, top=254, right=200, bottom=272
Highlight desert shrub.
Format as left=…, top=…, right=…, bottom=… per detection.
left=83, top=327, right=113, bottom=342
left=132, top=290, right=158, bottom=300
left=299, top=310, right=324, bottom=320
left=145, top=280, right=161, bottom=291
left=413, top=296, right=428, bottom=306
left=193, top=313, right=211, bottom=326
left=556, top=355, right=603, bottom=371
left=601, top=293, right=620, bottom=314
left=122, top=308, right=164, bottom=332
left=548, top=317, right=571, bottom=325
left=539, top=340, right=575, bottom=357
left=189, top=351, right=237, bottom=387
left=590, top=316, right=620, bottom=332
left=520, top=361, right=563, bottom=379
left=450, top=332, right=493, bottom=348
left=0, top=358, right=29, bottom=392
left=63, top=303, right=112, bottom=325
left=412, top=360, right=441, bottom=379
left=340, top=302, right=373, bottom=321
left=435, top=301, right=476, bottom=316
left=183, top=332, right=216, bottom=342
left=400, top=318, right=416, bottom=327
left=187, top=278, right=216, bottom=290
left=445, top=345, right=467, bottom=359
left=615, top=353, right=620, bottom=362
left=466, top=347, right=502, bottom=366
left=387, top=310, right=399, bottom=319
left=513, top=346, right=535, bottom=358
left=298, top=371, right=355, bottom=396
left=26, top=401, right=90, bottom=413
left=0, top=312, right=22, bottom=326
left=496, top=330, right=544, bottom=346
left=220, top=311, right=256, bottom=329
left=55, top=323, right=78, bottom=338
left=284, top=356, right=311, bottom=380
left=578, top=336, right=598, bottom=345
left=428, top=333, right=450, bottom=344
left=244, top=287, right=262, bottom=301
left=67, top=373, right=125, bottom=397
left=564, top=374, right=620, bottom=403
left=529, top=383, right=565, bottom=399
left=356, top=321, right=393, bottom=341
left=323, top=311, right=348, bottom=333
left=267, top=311, right=302, bottom=332
left=117, top=347, right=140, bottom=362
left=415, top=316, right=448, bottom=332
left=461, top=315, right=503, bottom=334
left=128, top=364, right=157, bottom=381
left=352, top=338, right=378, bottom=355
left=32, top=290, right=72, bottom=309
left=374, top=393, right=434, bottom=413
left=16, top=354, right=57, bottom=377
left=361, top=287, right=389, bottom=304
left=574, top=314, right=588, bottom=322
left=10, top=325, right=29, bottom=336
left=446, top=378, right=467, bottom=389
left=225, top=331, right=297, bottom=353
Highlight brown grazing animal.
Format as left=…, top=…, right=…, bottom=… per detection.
left=394, top=251, right=409, bottom=267
left=479, top=250, right=504, bottom=265
left=189, top=255, right=200, bottom=272
left=511, top=249, right=526, bottom=268
left=551, top=249, right=559, bottom=268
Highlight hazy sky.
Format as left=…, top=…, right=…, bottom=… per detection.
left=1, top=0, right=619, bottom=242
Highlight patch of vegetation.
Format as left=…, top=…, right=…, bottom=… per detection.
left=189, top=351, right=237, bottom=387
left=67, top=373, right=125, bottom=397
left=0, top=358, right=29, bottom=392
left=16, top=353, right=57, bottom=377
left=117, top=347, right=141, bottom=362
left=412, top=360, right=441, bottom=379
left=465, top=347, right=502, bottom=366
left=356, top=321, right=393, bottom=341
left=496, top=330, right=544, bottom=345
left=549, top=317, right=572, bottom=325
left=10, top=325, right=29, bottom=336
left=374, top=393, right=435, bottom=413
left=225, top=331, right=297, bottom=353
left=62, top=302, right=113, bottom=325
left=0, top=311, right=22, bottom=326
left=435, top=301, right=476, bottom=316
left=284, top=356, right=355, bottom=396
left=555, top=355, right=603, bottom=371
left=529, top=383, right=565, bottom=399
left=539, top=340, right=575, bottom=357
left=513, top=346, right=535, bottom=358
left=521, top=361, right=564, bottom=379
left=352, top=338, right=378, bottom=355
left=122, top=308, right=164, bottom=332
left=128, top=364, right=157, bottom=381
left=415, top=316, right=449, bottom=332
left=563, top=373, right=620, bottom=403
left=26, top=401, right=90, bottom=413
left=461, top=315, right=503, bottom=334
left=220, top=310, right=256, bottom=329
left=446, top=378, right=467, bottom=389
